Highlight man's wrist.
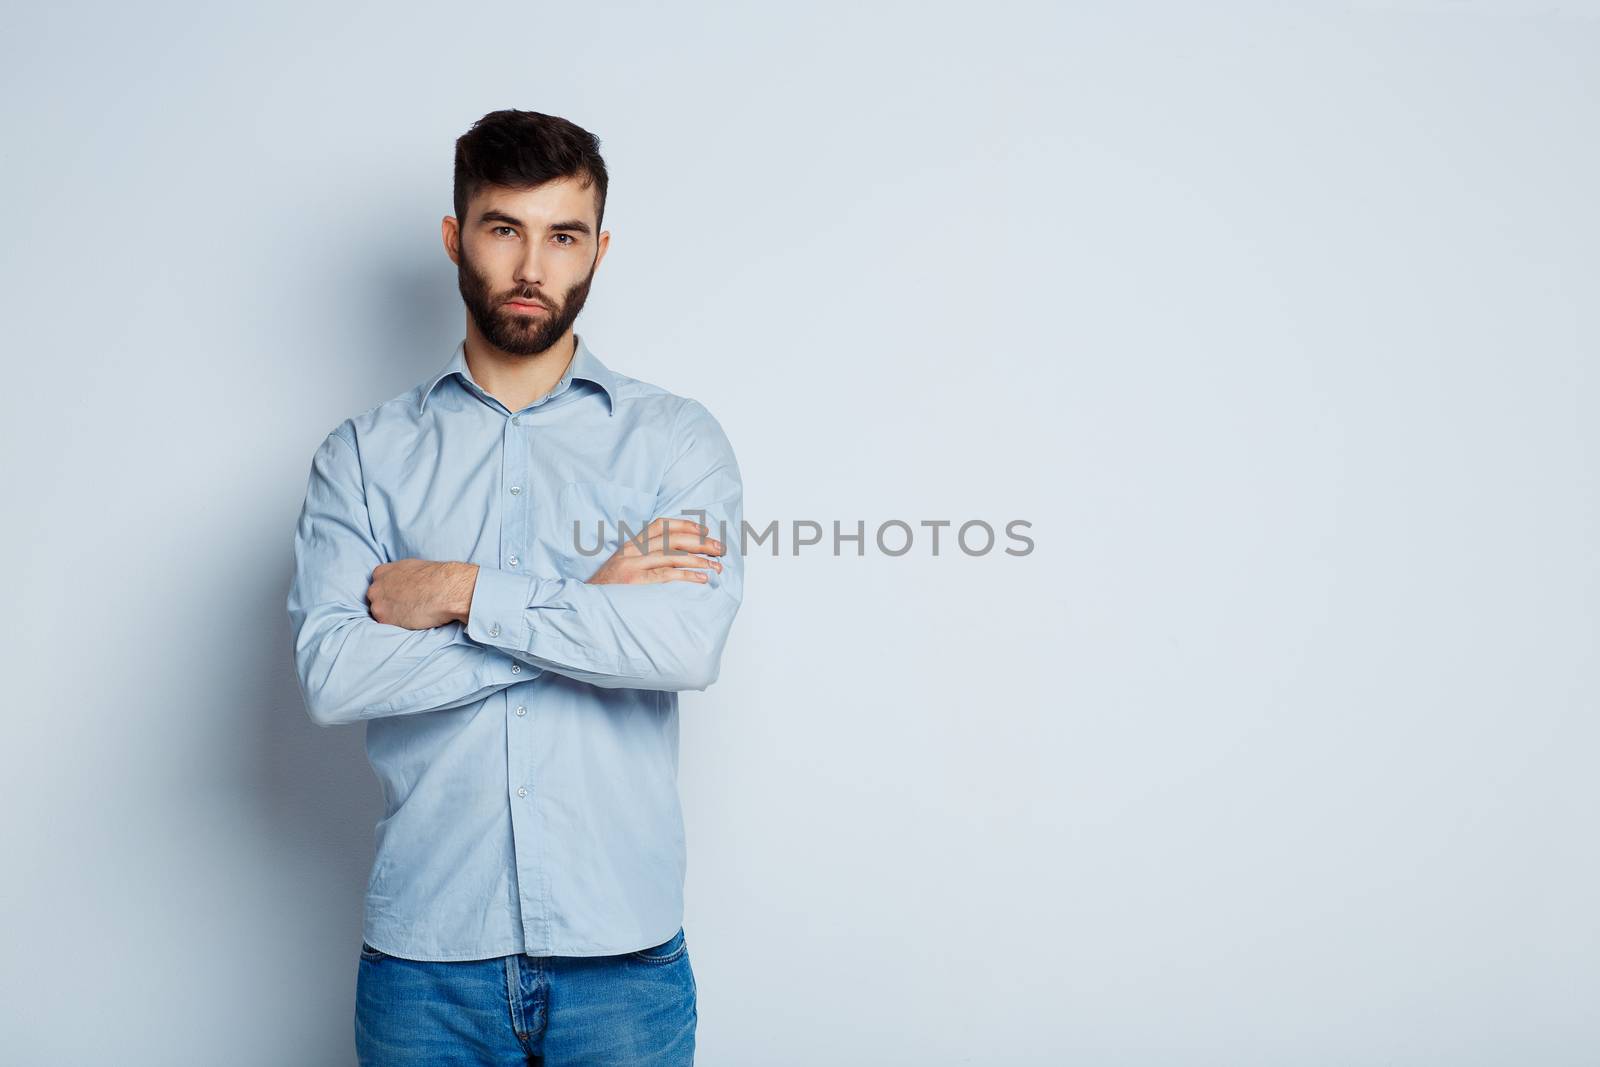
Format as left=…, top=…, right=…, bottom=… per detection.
left=449, top=562, right=479, bottom=625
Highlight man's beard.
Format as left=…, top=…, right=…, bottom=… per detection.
left=457, top=247, right=594, bottom=356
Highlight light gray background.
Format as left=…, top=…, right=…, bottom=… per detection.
left=2, top=2, right=1595, bottom=1064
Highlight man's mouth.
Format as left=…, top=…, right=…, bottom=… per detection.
left=504, top=300, right=549, bottom=315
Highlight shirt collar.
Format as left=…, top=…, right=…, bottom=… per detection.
left=418, top=333, right=619, bottom=416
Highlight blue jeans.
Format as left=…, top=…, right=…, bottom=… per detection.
left=354, top=927, right=696, bottom=1065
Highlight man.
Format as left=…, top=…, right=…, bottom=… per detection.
left=285, top=109, right=744, bottom=1066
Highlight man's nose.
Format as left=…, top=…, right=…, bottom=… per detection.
left=513, top=243, right=547, bottom=287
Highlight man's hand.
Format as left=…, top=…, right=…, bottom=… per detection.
left=586, top=518, right=725, bottom=585
left=367, top=559, right=478, bottom=629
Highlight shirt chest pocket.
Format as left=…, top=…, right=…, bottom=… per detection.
left=551, top=479, right=660, bottom=577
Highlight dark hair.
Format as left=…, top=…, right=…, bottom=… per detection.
left=453, top=110, right=609, bottom=231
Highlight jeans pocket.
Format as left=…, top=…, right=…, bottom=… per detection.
left=359, top=940, right=388, bottom=962
left=627, top=927, right=687, bottom=964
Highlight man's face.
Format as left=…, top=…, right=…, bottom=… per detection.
left=451, top=178, right=607, bottom=356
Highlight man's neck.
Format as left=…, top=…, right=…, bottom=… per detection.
left=463, top=329, right=576, bottom=412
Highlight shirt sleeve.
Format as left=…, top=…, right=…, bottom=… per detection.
left=463, top=398, right=745, bottom=692
left=286, top=426, right=533, bottom=726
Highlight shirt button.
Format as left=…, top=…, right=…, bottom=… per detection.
left=489, top=623, right=501, bottom=637
left=508, top=555, right=519, bottom=567
left=516, top=705, right=526, bottom=717
left=511, top=664, right=522, bottom=674
left=509, top=486, right=521, bottom=495
left=511, top=416, right=520, bottom=425
left=517, top=786, right=528, bottom=798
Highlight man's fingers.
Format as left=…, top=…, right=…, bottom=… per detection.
left=644, top=518, right=724, bottom=553
left=661, top=534, right=723, bottom=560
left=636, top=521, right=723, bottom=556
left=640, top=562, right=712, bottom=583
left=636, top=552, right=720, bottom=572
left=592, top=518, right=725, bottom=585
left=642, top=517, right=698, bottom=538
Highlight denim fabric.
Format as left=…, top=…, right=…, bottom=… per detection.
left=355, top=926, right=696, bottom=1065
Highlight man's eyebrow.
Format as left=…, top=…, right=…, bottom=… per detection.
left=477, top=210, right=591, bottom=236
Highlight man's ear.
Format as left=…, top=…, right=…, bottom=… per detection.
left=441, top=216, right=461, bottom=265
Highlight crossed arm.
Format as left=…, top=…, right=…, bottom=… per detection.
left=285, top=400, right=744, bottom=727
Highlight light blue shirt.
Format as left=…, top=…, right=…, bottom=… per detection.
left=285, top=333, right=744, bottom=960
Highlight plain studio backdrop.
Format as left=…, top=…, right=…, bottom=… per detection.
left=1, top=2, right=1595, bottom=1064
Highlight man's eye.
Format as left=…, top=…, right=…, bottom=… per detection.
left=554, top=234, right=575, bottom=246
left=493, top=226, right=517, bottom=237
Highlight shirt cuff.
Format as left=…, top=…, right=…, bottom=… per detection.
left=466, top=565, right=535, bottom=649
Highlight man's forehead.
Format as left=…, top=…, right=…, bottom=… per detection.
left=472, top=178, right=595, bottom=221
